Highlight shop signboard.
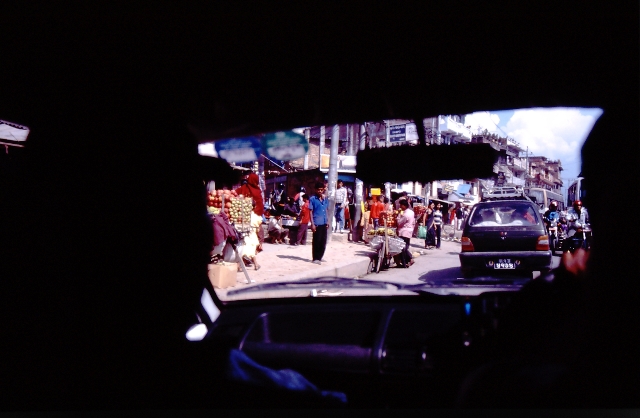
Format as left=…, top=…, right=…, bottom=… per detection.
left=389, top=125, right=406, bottom=143
left=262, top=131, right=309, bottom=161
left=213, top=136, right=262, bottom=163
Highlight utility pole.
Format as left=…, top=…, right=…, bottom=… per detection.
left=353, top=178, right=363, bottom=241
left=359, top=124, right=367, bottom=151
left=318, top=126, right=325, bottom=169
left=385, top=120, right=390, bottom=148
left=303, top=128, right=309, bottom=170
left=326, top=125, right=340, bottom=242
left=258, top=155, right=266, bottom=202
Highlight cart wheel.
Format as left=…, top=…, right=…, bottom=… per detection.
left=375, top=246, right=384, bottom=273
left=367, top=256, right=376, bottom=274
left=381, top=255, right=390, bottom=271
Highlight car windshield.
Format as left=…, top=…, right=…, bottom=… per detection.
left=468, top=202, right=540, bottom=226
left=199, top=107, right=601, bottom=302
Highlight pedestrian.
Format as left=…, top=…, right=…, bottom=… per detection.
left=448, top=205, right=456, bottom=226
left=394, top=191, right=409, bottom=210
left=422, top=201, right=436, bottom=249
left=370, top=195, right=384, bottom=228
left=396, top=199, right=415, bottom=268
left=309, top=181, right=330, bottom=264
left=267, top=211, right=289, bottom=244
left=456, top=204, right=464, bottom=230
left=273, top=183, right=287, bottom=214
left=296, top=194, right=311, bottom=246
left=383, top=196, right=393, bottom=213
left=294, top=186, right=306, bottom=211
left=433, top=203, right=444, bottom=249
left=334, top=179, right=348, bottom=233
left=282, top=197, right=300, bottom=245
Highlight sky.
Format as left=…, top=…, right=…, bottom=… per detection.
left=464, top=107, right=603, bottom=182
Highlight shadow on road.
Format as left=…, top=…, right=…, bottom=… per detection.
left=355, top=251, right=375, bottom=258
left=276, top=255, right=313, bottom=263
left=418, top=266, right=463, bottom=282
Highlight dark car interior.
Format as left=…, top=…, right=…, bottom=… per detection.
left=1, top=2, right=637, bottom=412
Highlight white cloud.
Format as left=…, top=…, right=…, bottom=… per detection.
left=465, top=111, right=501, bottom=134
left=502, top=108, right=602, bottom=179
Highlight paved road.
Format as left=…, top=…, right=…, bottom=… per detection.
left=361, top=237, right=561, bottom=285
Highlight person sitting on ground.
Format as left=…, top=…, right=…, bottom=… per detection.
left=267, top=212, right=289, bottom=244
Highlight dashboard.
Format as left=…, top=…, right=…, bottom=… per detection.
left=205, top=291, right=517, bottom=408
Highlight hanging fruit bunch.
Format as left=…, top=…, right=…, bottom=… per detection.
left=368, top=227, right=396, bottom=236
left=413, top=205, right=426, bottom=218
left=228, top=195, right=253, bottom=225
left=379, top=211, right=397, bottom=228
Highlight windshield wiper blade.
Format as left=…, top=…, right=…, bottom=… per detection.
left=226, top=276, right=404, bottom=296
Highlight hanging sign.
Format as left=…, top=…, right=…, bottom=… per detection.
left=213, top=136, right=262, bottom=163
left=389, top=125, right=406, bottom=143
left=262, top=131, right=309, bottom=161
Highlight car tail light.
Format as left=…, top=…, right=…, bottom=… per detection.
left=536, top=235, right=550, bottom=251
left=461, top=236, right=474, bottom=252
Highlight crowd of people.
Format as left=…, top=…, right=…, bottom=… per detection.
left=215, top=174, right=473, bottom=269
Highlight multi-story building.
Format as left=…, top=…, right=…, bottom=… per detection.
left=471, top=130, right=527, bottom=188
left=526, top=156, right=563, bottom=193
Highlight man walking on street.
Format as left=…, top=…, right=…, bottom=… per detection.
left=396, top=199, right=415, bottom=268
left=455, top=204, right=464, bottom=230
left=433, top=203, right=444, bottom=249
left=334, top=180, right=348, bottom=233
left=309, top=182, right=329, bottom=264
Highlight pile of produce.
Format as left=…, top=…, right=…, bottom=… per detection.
left=228, top=196, right=253, bottom=225
left=206, top=190, right=252, bottom=224
left=207, top=189, right=237, bottom=214
left=367, top=227, right=396, bottom=237
left=378, top=211, right=397, bottom=227
left=413, top=205, right=427, bottom=218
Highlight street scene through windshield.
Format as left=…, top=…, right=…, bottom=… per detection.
left=200, top=108, right=601, bottom=301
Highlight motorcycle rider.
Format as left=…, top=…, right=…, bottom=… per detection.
left=566, top=199, right=589, bottom=232
left=564, top=199, right=591, bottom=251
left=544, top=201, right=561, bottom=252
left=544, top=201, right=561, bottom=228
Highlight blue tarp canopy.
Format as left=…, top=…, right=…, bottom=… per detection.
left=456, top=184, right=471, bottom=195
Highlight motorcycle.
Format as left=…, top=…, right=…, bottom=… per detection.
left=562, top=213, right=592, bottom=253
left=546, top=217, right=560, bottom=255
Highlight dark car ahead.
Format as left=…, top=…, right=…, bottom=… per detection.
left=459, top=196, right=552, bottom=278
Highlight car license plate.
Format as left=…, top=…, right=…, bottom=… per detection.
left=494, top=259, right=515, bottom=269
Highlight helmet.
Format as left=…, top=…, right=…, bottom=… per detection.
left=549, top=201, right=557, bottom=209
left=573, top=200, right=582, bottom=208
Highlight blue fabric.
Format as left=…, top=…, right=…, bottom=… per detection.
left=226, top=349, right=347, bottom=404
left=457, top=184, right=471, bottom=195
left=309, top=195, right=329, bottom=226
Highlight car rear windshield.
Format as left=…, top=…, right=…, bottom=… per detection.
left=468, top=202, right=540, bottom=227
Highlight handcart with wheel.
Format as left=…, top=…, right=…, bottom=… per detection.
left=367, top=219, right=406, bottom=273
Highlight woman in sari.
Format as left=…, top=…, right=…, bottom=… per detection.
left=421, top=201, right=436, bottom=249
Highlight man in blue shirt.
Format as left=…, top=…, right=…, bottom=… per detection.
left=309, top=181, right=330, bottom=264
